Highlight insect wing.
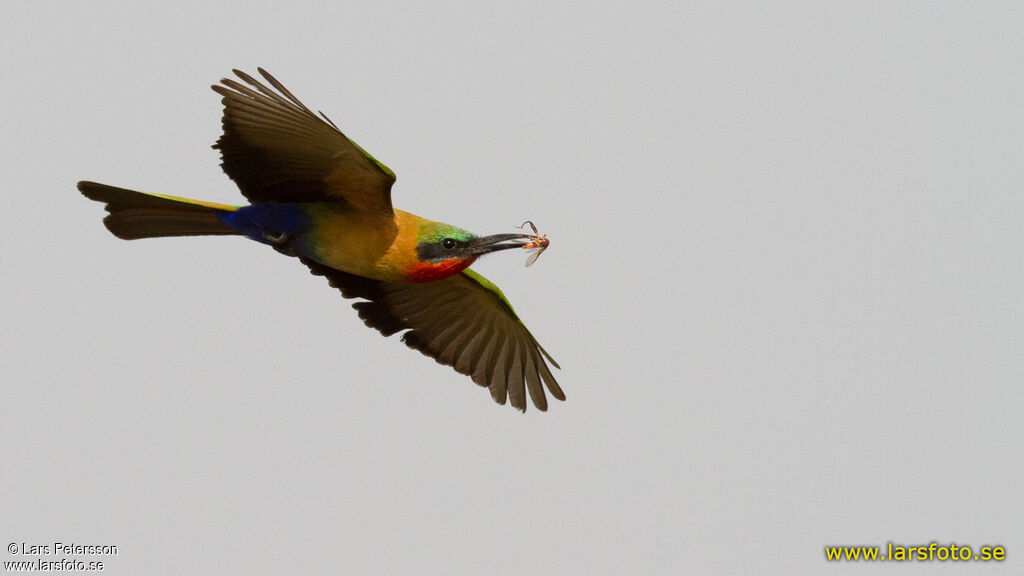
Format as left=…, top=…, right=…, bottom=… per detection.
left=524, top=245, right=546, bottom=267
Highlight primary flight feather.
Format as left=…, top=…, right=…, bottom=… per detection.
left=79, top=68, right=562, bottom=412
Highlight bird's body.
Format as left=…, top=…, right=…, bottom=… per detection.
left=80, top=68, right=562, bottom=411
left=224, top=202, right=480, bottom=283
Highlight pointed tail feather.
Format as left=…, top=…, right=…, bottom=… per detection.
left=78, top=181, right=241, bottom=240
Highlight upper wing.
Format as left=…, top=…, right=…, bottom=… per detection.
left=301, top=257, right=564, bottom=412
left=212, top=68, right=396, bottom=214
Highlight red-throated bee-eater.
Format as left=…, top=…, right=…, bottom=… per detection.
left=79, top=68, right=562, bottom=412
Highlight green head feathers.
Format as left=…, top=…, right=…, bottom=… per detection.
left=415, top=222, right=478, bottom=263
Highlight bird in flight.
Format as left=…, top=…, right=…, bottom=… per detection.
left=79, top=68, right=562, bottom=412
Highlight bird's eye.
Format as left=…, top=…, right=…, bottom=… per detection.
left=442, top=238, right=457, bottom=250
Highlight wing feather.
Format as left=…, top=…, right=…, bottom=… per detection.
left=450, top=311, right=488, bottom=374
left=301, top=257, right=562, bottom=411
left=490, top=337, right=511, bottom=406
left=504, top=336, right=525, bottom=411
left=524, top=354, right=547, bottom=412
left=471, top=318, right=501, bottom=388
left=213, top=68, right=395, bottom=212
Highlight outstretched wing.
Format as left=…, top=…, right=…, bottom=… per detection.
left=301, top=257, right=564, bottom=412
left=212, top=68, right=396, bottom=214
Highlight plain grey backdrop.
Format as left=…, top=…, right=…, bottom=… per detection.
left=3, top=1, right=1022, bottom=574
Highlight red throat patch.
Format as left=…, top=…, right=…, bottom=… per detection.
left=407, top=257, right=476, bottom=282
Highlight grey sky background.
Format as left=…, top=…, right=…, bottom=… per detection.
left=3, top=1, right=1022, bottom=574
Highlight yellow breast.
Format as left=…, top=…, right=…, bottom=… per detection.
left=303, top=205, right=424, bottom=283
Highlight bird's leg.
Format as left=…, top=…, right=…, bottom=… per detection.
left=263, top=231, right=287, bottom=245
left=263, top=230, right=300, bottom=256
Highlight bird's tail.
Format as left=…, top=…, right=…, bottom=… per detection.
left=78, top=181, right=242, bottom=240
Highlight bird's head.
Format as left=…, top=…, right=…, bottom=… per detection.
left=409, top=221, right=530, bottom=282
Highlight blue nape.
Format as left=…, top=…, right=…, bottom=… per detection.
left=216, top=203, right=310, bottom=246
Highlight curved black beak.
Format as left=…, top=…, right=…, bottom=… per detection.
left=469, top=233, right=532, bottom=256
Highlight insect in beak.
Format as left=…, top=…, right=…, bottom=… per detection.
left=516, top=220, right=550, bottom=267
